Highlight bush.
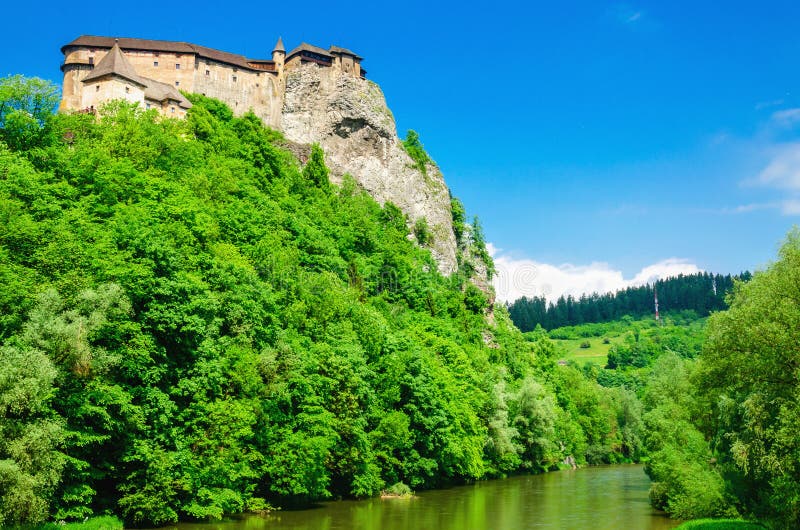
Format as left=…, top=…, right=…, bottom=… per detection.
left=579, top=340, right=591, bottom=349
left=402, top=130, right=433, bottom=175
left=413, top=218, right=431, bottom=246
left=383, top=482, right=413, bottom=497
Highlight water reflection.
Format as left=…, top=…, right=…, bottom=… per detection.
left=167, top=465, right=679, bottom=530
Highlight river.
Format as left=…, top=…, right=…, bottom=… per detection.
left=168, top=465, right=679, bottom=530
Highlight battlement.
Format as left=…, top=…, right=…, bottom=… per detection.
left=59, top=35, right=365, bottom=122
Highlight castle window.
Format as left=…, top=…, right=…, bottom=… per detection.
left=125, top=86, right=129, bottom=93
left=232, top=75, right=237, bottom=82
left=175, top=63, right=180, bottom=70
left=205, top=70, right=210, bottom=76
left=88, top=57, right=94, bottom=65
left=96, top=85, right=100, bottom=92
left=154, top=60, right=159, bottom=67
left=146, top=103, right=151, bottom=109
left=171, top=107, right=175, bottom=113
left=175, top=81, right=180, bottom=87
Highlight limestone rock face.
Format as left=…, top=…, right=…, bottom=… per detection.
left=279, top=64, right=458, bottom=275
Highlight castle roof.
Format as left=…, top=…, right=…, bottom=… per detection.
left=82, top=41, right=148, bottom=86
left=273, top=37, right=285, bottom=53
left=80, top=40, right=192, bottom=110
left=329, top=46, right=362, bottom=60
left=144, top=79, right=193, bottom=109
left=63, top=35, right=274, bottom=72
left=286, top=42, right=333, bottom=60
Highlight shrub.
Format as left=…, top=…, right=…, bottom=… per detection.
left=579, top=340, right=591, bottom=349
left=383, top=482, right=412, bottom=497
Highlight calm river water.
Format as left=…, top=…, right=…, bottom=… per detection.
left=168, top=465, right=679, bottom=530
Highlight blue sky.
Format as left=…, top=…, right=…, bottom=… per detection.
left=3, top=1, right=799, bottom=300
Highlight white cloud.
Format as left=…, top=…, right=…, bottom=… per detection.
left=771, top=108, right=800, bottom=128
left=780, top=199, right=800, bottom=215
left=755, top=143, right=800, bottom=190
left=755, top=99, right=784, bottom=111
left=490, top=245, right=701, bottom=304
left=626, top=11, right=642, bottom=22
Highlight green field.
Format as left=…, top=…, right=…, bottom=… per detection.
left=552, top=334, right=626, bottom=366
left=542, top=312, right=706, bottom=368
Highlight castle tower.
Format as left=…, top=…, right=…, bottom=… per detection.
left=80, top=40, right=147, bottom=111
left=272, top=37, right=286, bottom=79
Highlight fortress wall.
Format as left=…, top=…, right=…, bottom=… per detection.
left=122, top=50, right=196, bottom=92
left=148, top=98, right=189, bottom=118
left=192, top=59, right=282, bottom=127
left=82, top=78, right=145, bottom=110
left=60, top=66, right=92, bottom=110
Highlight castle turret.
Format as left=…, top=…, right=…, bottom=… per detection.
left=272, top=37, right=286, bottom=77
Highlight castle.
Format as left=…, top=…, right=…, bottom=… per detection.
left=59, top=34, right=460, bottom=275
left=59, top=35, right=366, bottom=123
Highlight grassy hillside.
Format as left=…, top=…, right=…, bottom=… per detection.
left=537, top=311, right=706, bottom=369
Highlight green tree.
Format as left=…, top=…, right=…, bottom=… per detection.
left=698, top=229, right=800, bottom=527
left=402, top=130, right=433, bottom=175
left=303, top=144, right=329, bottom=188
left=0, top=75, right=60, bottom=151
left=0, top=345, right=64, bottom=526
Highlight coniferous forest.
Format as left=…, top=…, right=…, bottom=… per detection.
left=1, top=76, right=799, bottom=530
left=507, top=272, right=751, bottom=331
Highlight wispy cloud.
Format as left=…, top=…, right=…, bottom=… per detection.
left=755, top=99, right=785, bottom=111
left=626, top=11, right=642, bottom=23
left=611, top=4, right=647, bottom=26
left=770, top=108, right=800, bottom=129
left=718, top=200, right=800, bottom=217
left=754, top=142, right=800, bottom=190
left=780, top=199, right=800, bottom=215
left=490, top=244, right=701, bottom=304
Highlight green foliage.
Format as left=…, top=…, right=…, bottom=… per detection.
left=450, top=196, right=467, bottom=246
left=0, top=80, right=650, bottom=526
left=509, top=271, right=742, bottom=332
left=383, top=482, right=412, bottom=496
left=402, top=130, right=433, bottom=176
left=303, top=144, right=329, bottom=188
left=468, top=216, right=495, bottom=280
left=0, top=75, right=60, bottom=151
left=0, top=345, right=64, bottom=526
left=413, top=217, right=431, bottom=246
left=674, top=520, right=765, bottom=530
left=37, top=515, right=124, bottom=530
left=695, top=229, right=800, bottom=528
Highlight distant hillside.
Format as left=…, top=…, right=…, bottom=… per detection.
left=508, top=272, right=751, bottom=331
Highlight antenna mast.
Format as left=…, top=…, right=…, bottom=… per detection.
left=654, top=283, right=660, bottom=322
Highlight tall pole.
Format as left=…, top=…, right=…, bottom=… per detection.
left=654, top=283, right=660, bottom=322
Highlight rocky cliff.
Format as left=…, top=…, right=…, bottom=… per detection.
left=279, top=65, right=458, bottom=275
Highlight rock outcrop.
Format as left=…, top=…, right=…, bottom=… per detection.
left=279, top=64, right=458, bottom=275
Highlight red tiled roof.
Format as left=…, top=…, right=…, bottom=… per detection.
left=62, top=35, right=274, bottom=71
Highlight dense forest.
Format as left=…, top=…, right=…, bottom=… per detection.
left=634, top=234, right=800, bottom=529
left=508, top=272, right=750, bottom=331
left=2, top=74, right=796, bottom=530
left=0, top=77, right=645, bottom=527
left=556, top=237, right=800, bottom=528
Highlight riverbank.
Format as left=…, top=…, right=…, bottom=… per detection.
left=34, top=516, right=123, bottom=530
left=675, top=520, right=765, bottom=529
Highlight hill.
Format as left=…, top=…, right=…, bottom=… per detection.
left=508, top=271, right=750, bottom=331
left=0, top=78, right=644, bottom=526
